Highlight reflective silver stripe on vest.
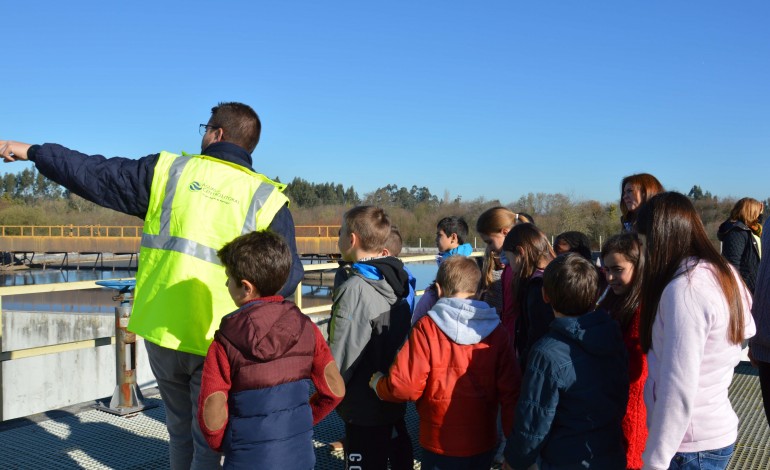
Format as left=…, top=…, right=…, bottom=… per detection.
left=141, top=233, right=222, bottom=265
left=241, top=183, right=277, bottom=234
left=160, top=155, right=193, bottom=236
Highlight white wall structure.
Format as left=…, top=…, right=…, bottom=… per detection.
left=1, top=309, right=156, bottom=421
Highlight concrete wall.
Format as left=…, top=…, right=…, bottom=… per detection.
left=1, top=310, right=332, bottom=421
left=2, top=310, right=156, bottom=421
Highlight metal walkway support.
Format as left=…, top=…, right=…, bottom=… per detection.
left=94, top=280, right=154, bottom=416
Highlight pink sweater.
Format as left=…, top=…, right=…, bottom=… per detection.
left=642, top=259, right=755, bottom=470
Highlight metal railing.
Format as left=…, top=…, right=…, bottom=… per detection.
left=0, top=225, right=143, bottom=238
left=0, top=225, right=342, bottom=239
left=0, top=254, right=444, bottom=359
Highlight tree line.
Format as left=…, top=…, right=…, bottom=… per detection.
left=1, top=168, right=767, bottom=250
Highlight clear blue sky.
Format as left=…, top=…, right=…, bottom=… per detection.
left=2, top=1, right=768, bottom=205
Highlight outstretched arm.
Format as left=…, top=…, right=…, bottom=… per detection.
left=2, top=140, right=156, bottom=218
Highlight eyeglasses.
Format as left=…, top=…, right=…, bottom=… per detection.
left=199, top=124, right=220, bottom=136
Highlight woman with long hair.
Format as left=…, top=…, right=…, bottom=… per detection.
left=599, top=233, right=646, bottom=470
left=501, top=223, right=556, bottom=369
left=717, top=197, right=764, bottom=293
left=636, top=192, right=755, bottom=469
left=619, top=173, right=664, bottom=232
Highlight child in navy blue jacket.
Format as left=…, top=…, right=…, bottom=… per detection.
left=503, top=254, right=628, bottom=470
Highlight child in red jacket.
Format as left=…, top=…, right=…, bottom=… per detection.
left=370, top=256, right=521, bottom=470
left=197, top=231, right=344, bottom=469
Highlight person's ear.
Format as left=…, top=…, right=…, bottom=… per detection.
left=349, top=232, right=360, bottom=249
left=449, top=233, right=459, bottom=245
left=435, top=283, right=444, bottom=298
left=241, top=279, right=260, bottom=298
left=214, top=127, right=224, bottom=143
left=501, top=227, right=510, bottom=237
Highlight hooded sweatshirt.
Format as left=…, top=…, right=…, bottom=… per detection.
left=328, top=256, right=412, bottom=425
left=375, top=297, right=522, bottom=456
left=412, top=242, right=476, bottom=324
left=504, top=309, right=629, bottom=470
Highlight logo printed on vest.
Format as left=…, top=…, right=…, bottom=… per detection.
left=188, top=181, right=241, bottom=205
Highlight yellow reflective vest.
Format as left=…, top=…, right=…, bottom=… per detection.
left=127, top=151, right=289, bottom=356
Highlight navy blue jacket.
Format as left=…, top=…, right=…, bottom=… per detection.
left=717, top=220, right=760, bottom=294
left=27, top=142, right=303, bottom=297
left=505, top=309, right=629, bottom=470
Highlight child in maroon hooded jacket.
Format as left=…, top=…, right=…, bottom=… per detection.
left=198, top=230, right=344, bottom=469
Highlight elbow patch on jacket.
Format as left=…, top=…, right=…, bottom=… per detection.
left=202, top=391, right=228, bottom=431
left=325, top=362, right=346, bottom=398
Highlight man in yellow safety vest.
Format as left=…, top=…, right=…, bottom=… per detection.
left=0, top=102, right=304, bottom=469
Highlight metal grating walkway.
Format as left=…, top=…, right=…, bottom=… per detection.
left=1, top=363, right=768, bottom=469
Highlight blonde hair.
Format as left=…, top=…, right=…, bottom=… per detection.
left=436, top=256, right=481, bottom=297
left=479, top=244, right=503, bottom=294
left=476, top=206, right=533, bottom=235
left=476, top=206, right=517, bottom=235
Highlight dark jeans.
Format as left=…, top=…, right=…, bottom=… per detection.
left=668, top=443, right=734, bottom=470
left=344, top=419, right=413, bottom=470
left=757, top=360, right=770, bottom=427
left=421, top=448, right=495, bottom=470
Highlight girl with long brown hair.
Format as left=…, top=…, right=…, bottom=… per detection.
left=501, top=223, right=555, bottom=369
left=599, top=233, right=646, bottom=470
left=636, top=192, right=755, bottom=469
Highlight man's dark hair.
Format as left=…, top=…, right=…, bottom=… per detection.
left=217, top=230, right=291, bottom=296
left=437, top=216, right=469, bottom=244
left=209, top=102, right=262, bottom=153
left=543, top=253, right=598, bottom=317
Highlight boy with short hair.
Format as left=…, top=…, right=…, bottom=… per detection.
left=435, top=216, right=473, bottom=263
left=370, top=256, right=521, bottom=470
left=329, top=205, right=414, bottom=470
left=503, top=253, right=629, bottom=470
left=413, top=216, right=474, bottom=324
left=197, top=230, right=345, bottom=469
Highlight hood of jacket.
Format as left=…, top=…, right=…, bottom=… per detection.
left=717, top=219, right=749, bottom=240
left=437, top=243, right=474, bottom=264
left=427, top=297, right=501, bottom=345
left=352, top=256, right=410, bottom=303
left=218, top=297, right=307, bottom=362
left=550, top=309, right=622, bottom=356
